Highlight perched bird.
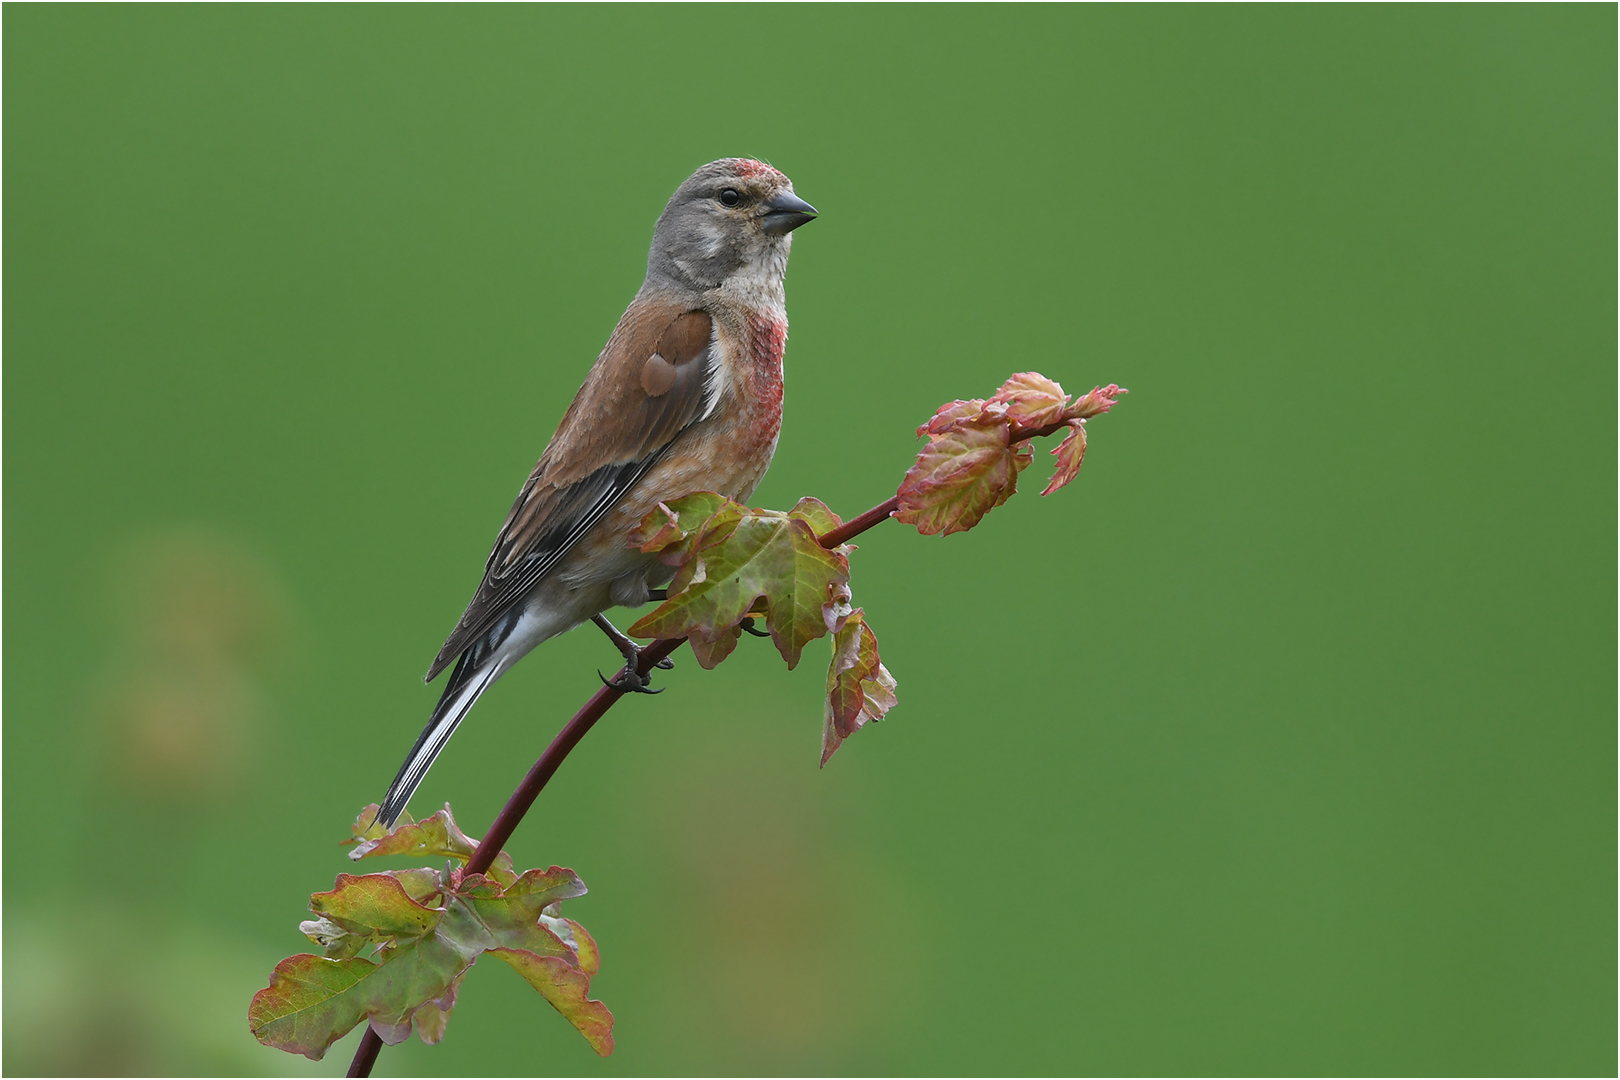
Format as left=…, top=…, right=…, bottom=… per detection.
left=375, top=159, right=817, bottom=827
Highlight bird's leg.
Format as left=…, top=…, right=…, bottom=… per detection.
left=592, top=613, right=672, bottom=694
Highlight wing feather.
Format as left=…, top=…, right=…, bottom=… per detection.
left=426, top=302, right=715, bottom=681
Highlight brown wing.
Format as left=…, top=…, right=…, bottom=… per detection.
left=426, top=301, right=715, bottom=681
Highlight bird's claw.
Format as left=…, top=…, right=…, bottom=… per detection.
left=740, top=617, right=771, bottom=638
left=599, top=666, right=665, bottom=694
left=591, top=612, right=670, bottom=693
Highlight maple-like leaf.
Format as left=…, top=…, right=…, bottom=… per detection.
left=558, top=918, right=601, bottom=976
left=252, top=807, right=610, bottom=1061
left=994, top=439, right=1035, bottom=509
left=629, top=496, right=850, bottom=670
left=628, top=492, right=734, bottom=553
left=918, top=397, right=993, bottom=437
left=487, top=948, right=615, bottom=1056
left=991, top=371, right=1070, bottom=429
left=347, top=803, right=475, bottom=861
left=410, top=973, right=464, bottom=1045
left=893, top=419, right=1019, bottom=535
left=897, top=373, right=1126, bottom=535
left=1067, top=382, right=1126, bottom=419
left=822, top=610, right=897, bottom=766
left=1042, top=420, right=1087, bottom=495
left=345, top=802, right=518, bottom=885
left=310, top=873, right=444, bottom=938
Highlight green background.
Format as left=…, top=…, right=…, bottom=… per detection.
left=4, top=5, right=1613, bottom=1076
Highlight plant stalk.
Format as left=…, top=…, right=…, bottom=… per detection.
left=348, top=413, right=1077, bottom=1075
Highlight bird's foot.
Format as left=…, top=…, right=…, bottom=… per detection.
left=740, top=616, right=770, bottom=638
left=592, top=613, right=672, bottom=694
left=599, top=665, right=664, bottom=694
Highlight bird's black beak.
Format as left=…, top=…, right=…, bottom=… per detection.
left=761, top=190, right=818, bottom=236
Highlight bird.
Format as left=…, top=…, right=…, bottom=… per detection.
left=373, top=159, right=817, bottom=828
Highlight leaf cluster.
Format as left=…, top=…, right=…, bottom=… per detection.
left=895, top=372, right=1126, bottom=535
left=249, top=805, right=611, bottom=1060
left=627, top=494, right=896, bottom=764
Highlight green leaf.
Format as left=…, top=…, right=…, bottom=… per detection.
left=348, top=803, right=478, bottom=862
left=350, top=803, right=410, bottom=841
left=310, top=873, right=443, bottom=938
left=410, top=972, right=464, bottom=1046
left=299, top=916, right=366, bottom=960
left=346, top=803, right=514, bottom=887
left=630, top=508, right=850, bottom=670
left=249, top=933, right=467, bottom=1059
left=628, top=491, right=733, bottom=552
left=393, top=866, right=448, bottom=903
left=557, top=917, right=601, bottom=976
left=505, top=865, right=589, bottom=907
left=447, top=874, right=583, bottom=962
left=786, top=495, right=844, bottom=538
left=822, top=610, right=898, bottom=766
left=488, top=948, right=615, bottom=1056
left=250, top=954, right=377, bottom=1060
left=253, top=810, right=612, bottom=1061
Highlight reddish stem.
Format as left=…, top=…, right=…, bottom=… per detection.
left=348, top=414, right=1077, bottom=1075
left=465, top=636, right=684, bottom=876
left=347, top=1031, right=382, bottom=1078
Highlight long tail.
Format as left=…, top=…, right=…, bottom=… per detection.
left=376, top=651, right=501, bottom=828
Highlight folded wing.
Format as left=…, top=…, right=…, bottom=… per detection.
left=427, top=302, right=716, bottom=681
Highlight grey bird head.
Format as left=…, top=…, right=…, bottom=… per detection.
left=647, top=158, right=817, bottom=292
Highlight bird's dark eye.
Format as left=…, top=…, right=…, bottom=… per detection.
left=718, top=188, right=742, bottom=208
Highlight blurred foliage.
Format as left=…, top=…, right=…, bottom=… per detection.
left=4, top=5, right=1614, bottom=1076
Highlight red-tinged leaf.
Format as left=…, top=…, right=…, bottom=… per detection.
left=1066, top=383, right=1127, bottom=420
left=488, top=948, right=615, bottom=1056
left=482, top=851, right=519, bottom=889
left=350, top=803, right=411, bottom=842
left=993, top=440, right=1035, bottom=509
left=629, top=492, right=733, bottom=552
left=300, top=916, right=366, bottom=960
left=504, top=866, right=589, bottom=907
left=786, top=495, right=844, bottom=538
left=250, top=934, right=468, bottom=1059
left=257, top=805, right=612, bottom=1061
left=311, top=873, right=444, bottom=938
left=411, top=972, right=464, bottom=1046
left=391, top=866, right=446, bottom=903
left=349, top=803, right=483, bottom=864
left=991, top=371, right=1070, bottom=428
left=688, top=623, right=743, bottom=667
left=250, top=954, right=377, bottom=1060
left=823, top=579, right=854, bottom=635
left=918, top=398, right=989, bottom=437
left=563, top=918, right=601, bottom=976
left=1042, top=420, right=1088, bottom=495
left=894, top=419, right=1017, bottom=536
left=822, top=611, right=898, bottom=766
left=629, top=514, right=850, bottom=670
left=450, top=888, right=579, bottom=962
